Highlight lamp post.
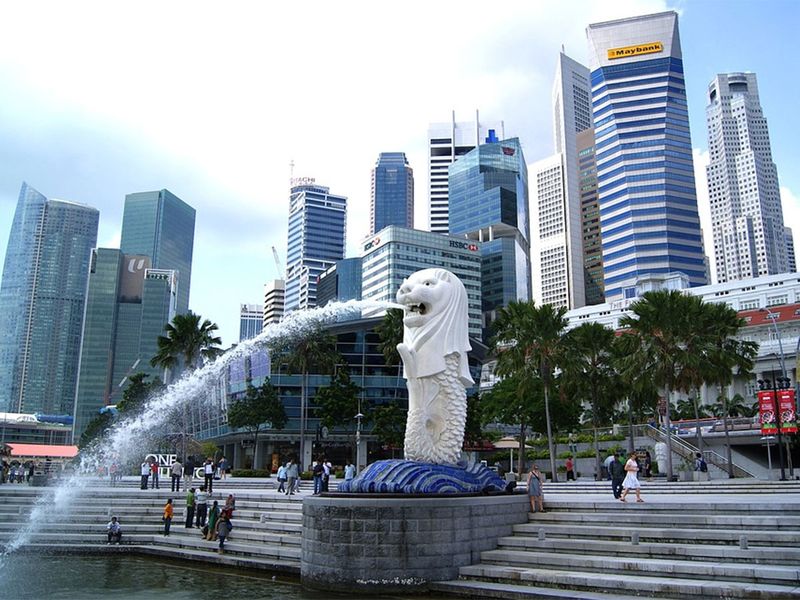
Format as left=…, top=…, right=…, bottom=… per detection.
left=354, top=412, right=363, bottom=468
left=757, top=375, right=788, bottom=481
left=759, top=308, right=791, bottom=481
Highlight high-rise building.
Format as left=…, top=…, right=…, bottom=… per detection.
left=361, top=226, right=483, bottom=340
left=428, top=110, right=505, bottom=234
left=73, top=250, right=177, bottom=439
left=0, top=183, right=99, bottom=415
left=706, top=72, right=791, bottom=282
left=577, top=128, right=605, bottom=305
left=586, top=11, right=708, bottom=301
left=531, top=52, right=593, bottom=309
left=317, top=258, right=363, bottom=308
left=284, top=179, right=347, bottom=313
left=370, top=153, right=414, bottom=235
left=448, top=137, right=531, bottom=335
left=239, top=304, right=263, bottom=342
left=120, top=189, right=195, bottom=315
left=263, top=279, right=285, bottom=328
left=786, top=228, right=797, bottom=273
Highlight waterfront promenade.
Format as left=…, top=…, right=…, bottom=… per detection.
left=1, top=476, right=799, bottom=598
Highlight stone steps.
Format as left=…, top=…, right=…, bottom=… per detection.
left=528, top=510, right=800, bottom=529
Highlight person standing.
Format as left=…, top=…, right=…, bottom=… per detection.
left=527, top=464, right=544, bottom=513
left=203, top=458, right=215, bottom=493
left=216, top=511, right=232, bottom=554
left=195, top=486, right=209, bottom=527
left=565, top=456, right=575, bottom=481
left=321, top=458, right=331, bottom=493
left=609, top=452, right=625, bottom=499
left=276, top=462, right=287, bottom=493
left=217, top=456, right=229, bottom=480
left=140, top=460, right=150, bottom=490
left=206, top=500, right=220, bottom=541
left=150, top=460, right=160, bottom=489
left=109, top=462, right=118, bottom=487
left=568, top=432, right=578, bottom=455
left=603, top=451, right=615, bottom=481
left=644, top=450, right=653, bottom=479
left=184, top=456, right=195, bottom=491
left=171, top=459, right=183, bottom=492
left=620, top=451, right=644, bottom=503
left=162, top=499, right=173, bottom=536
left=184, top=488, right=196, bottom=528
left=285, top=460, right=298, bottom=496
left=312, top=460, right=322, bottom=494
left=344, top=462, right=356, bottom=482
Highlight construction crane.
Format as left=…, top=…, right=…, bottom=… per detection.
left=271, top=246, right=284, bottom=279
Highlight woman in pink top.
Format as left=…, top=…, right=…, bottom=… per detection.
left=619, top=451, right=643, bottom=503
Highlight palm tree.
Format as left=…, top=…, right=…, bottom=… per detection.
left=492, top=301, right=568, bottom=481
left=613, top=335, right=659, bottom=454
left=619, top=290, right=698, bottom=481
left=563, top=322, right=617, bottom=480
left=150, top=311, right=223, bottom=380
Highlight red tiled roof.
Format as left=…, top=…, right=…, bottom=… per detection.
left=738, top=303, right=800, bottom=326
left=5, top=443, right=78, bottom=458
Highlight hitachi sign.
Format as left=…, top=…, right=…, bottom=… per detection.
left=449, top=240, right=479, bottom=251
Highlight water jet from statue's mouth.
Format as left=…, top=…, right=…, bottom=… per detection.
left=407, top=303, right=427, bottom=315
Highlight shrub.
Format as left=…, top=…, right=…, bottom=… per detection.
left=334, top=469, right=344, bottom=479
left=576, top=449, right=595, bottom=458
left=300, top=470, right=313, bottom=480
left=231, top=469, right=271, bottom=478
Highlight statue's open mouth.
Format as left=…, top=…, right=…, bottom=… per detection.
left=407, top=303, right=427, bottom=315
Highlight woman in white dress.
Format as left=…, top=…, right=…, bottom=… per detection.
left=619, top=451, right=644, bottom=503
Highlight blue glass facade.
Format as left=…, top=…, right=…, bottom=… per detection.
left=317, top=258, right=362, bottom=308
left=120, top=189, right=195, bottom=315
left=285, top=183, right=347, bottom=312
left=0, top=183, right=99, bottom=415
left=448, top=138, right=531, bottom=333
left=371, top=152, right=414, bottom=234
left=587, top=12, right=707, bottom=301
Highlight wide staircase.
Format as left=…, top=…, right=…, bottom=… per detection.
left=432, top=485, right=800, bottom=599
left=0, top=484, right=304, bottom=573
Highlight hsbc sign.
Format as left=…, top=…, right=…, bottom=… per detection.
left=449, top=240, right=479, bottom=252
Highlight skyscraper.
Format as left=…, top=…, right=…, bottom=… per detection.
left=449, top=137, right=531, bottom=335
left=587, top=11, right=708, bottom=301
left=284, top=179, right=347, bottom=313
left=428, top=110, right=505, bottom=234
left=0, top=183, right=99, bottom=415
left=263, top=279, right=285, bottom=328
left=531, top=52, right=593, bottom=309
left=73, top=250, right=177, bottom=438
left=706, top=72, right=791, bottom=282
left=239, top=304, right=263, bottom=342
left=316, top=258, right=363, bottom=308
left=577, top=128, right=605, bottom=305
left=370, top=153, right=414, bottom=235
left=120, top=189, right=195, bottom=315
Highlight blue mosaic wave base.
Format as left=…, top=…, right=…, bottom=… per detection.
left=336, top=459, right=510, bottom=494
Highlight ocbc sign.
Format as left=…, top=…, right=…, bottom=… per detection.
left=364, top=236, right=381, bottom=251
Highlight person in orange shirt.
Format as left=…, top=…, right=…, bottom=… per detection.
left=162, top=499, right=173, bottom=536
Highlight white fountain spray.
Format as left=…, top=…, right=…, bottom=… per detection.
left=1, top=299, right=404, bottom=557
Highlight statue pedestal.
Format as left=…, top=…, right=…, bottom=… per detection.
left=300, top=493, right=529, bottom=594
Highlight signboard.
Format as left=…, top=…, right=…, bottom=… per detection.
left=448, top=240, right=479, bottom=252
left=758, top=390, right=777, bottom=435
left=778, top=389, right=797, bottom=434
left=607, top=41, right=663, bottom=60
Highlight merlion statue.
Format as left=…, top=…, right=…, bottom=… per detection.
left=396, top=268, right=473, bottom=464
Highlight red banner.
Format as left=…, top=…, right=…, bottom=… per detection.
left=778, top=389, right=797, bottom=434
left=759, top=390, right=777, bottom=435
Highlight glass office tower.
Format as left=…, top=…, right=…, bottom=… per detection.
left=370, top=152, right=414, bottom=235
left=448, top=137, right=531, bottom=334
left=0, top=182, right=99, bottom=415
left=587, top=11, right=708, bottom=301
left=120, top=189, right=195, bottom=315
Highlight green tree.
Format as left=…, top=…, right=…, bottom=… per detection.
left=78, top=411, right=114, bottom=449
left=227, top=379, right=287, bottom=467
left=492, top=301, right=569, bottom=480
left=376, top=308, right=404, bottom=367
left=115, top=372, right=163, bottom=414
left=315, top=369, right=362, bottom=430
left=463, top=393, right=485, bottom=448
left=370, top=400, right=406, bottom=457
left=150, top=311, right=223, bottom=379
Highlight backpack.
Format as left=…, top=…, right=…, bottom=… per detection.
left=699, top=459, right=708, bottom=472
left=313, top=463, right=323, bottom=476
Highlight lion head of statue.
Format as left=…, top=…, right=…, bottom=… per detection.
left=396, top=268, right=473, bottom=385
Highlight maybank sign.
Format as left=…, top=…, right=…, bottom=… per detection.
left=607, top=41, right=663, bottom=60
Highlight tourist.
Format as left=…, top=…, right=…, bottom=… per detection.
left=203, top=457, right=215, bottom=493
left=171, top=459, right=183, bottom=492
left=217, top=456, right=229, bottom=480
left=568, top=432, right=578, bottom=455
left=109, top=462, right=118, bottom=486
left=276, top=462, right=287, bottom=493
left=609, top=452, right=625, bottom=499
left=140, top=460, right=150, bottom=490
left=285, top=460, right=298, bottom=496
left=565, top=456, right=575, bottom=481
left=216, top=510, right=232, bottom=554
left=162, top=499, right=173, bottom=536
left=344, top=462, right=356, bottom=482
left=321, top=458, right=332, bottom=493
left=150, top=460, right=160, bottom=489
left=184, top=456, right=195, bottom=491
left=184, top=487, right=196, bottom=528
left=312, top=460, right=322, bottom=494
left=694, top=452, right=708, bottom=473
left=619, top=451, right=644, bottom=503
left=195, top=486, right=209, bottom=528
left=644, top=451, right=653, bottom=479
left=527, top=464, right=544, bottom=513
left=206, top=500, right=220, bottom=541
left=603, top=451, right=615, bottom=481
left=225, top=494, right=236, bottom=515
left=106, top=516, right=122, bottom=544
left=27, top=462, right=34, bottom=483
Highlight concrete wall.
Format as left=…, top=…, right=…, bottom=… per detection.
left=301, top=493, right=529, bottom=594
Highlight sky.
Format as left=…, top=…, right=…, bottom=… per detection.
left=0, top=0, right=798, bottom=346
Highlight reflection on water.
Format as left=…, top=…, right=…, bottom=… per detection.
left=0, top=554, right=452, bottom=600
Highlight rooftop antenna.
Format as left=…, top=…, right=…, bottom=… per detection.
left=289, top=159, right=295, bottom=190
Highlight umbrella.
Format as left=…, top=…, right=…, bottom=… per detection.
left=492, top=436, right=534, bottom=474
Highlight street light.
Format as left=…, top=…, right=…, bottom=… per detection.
left=759, top=308, right=791, bottom=480
left=354, top=412, right=364, bottom=467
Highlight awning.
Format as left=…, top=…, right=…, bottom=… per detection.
left=5, top=443, right=78, bottom=459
